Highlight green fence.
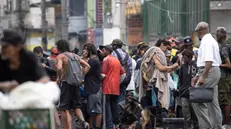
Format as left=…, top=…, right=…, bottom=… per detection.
left=142, top=0, right=210, bottom=43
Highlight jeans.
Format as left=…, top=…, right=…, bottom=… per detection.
left=103, top=95, right=119, bottom=129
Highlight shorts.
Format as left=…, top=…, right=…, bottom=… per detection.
left=87, top=89, right=102, bottom=115
left=57, top=81, right=81, bottom=110
left=218, top=77, right=231, bottom=105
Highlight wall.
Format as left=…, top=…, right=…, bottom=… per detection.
left=103, top=28, right=120, bottom=45
left=87, top=0, right=95, bottom=28
left=210, top=10, right=231, bottom=35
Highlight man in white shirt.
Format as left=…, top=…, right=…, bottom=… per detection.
left=192, top=22, right=222, bottom=129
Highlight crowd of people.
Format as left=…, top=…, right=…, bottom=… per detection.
left=0, top=21, right=231, bottom=129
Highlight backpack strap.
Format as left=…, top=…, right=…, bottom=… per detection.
left=114, top=49, right=129, bottom=65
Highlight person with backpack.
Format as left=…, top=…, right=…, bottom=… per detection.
left=55, top=39, right=90, bottom=129
left=82, top=43, right=102, bottom=129
left=216, top=27, right=231, bottom=128
left=111, top=39, right=133, bottom=103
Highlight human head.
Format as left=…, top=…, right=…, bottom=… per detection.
left=155, top=39, right=172, bottom=53
left=33, top=46, right=43, bottom=58
left=50, top=47, right=58, bottom=59
left=137, top=42, right=148, bottom=55
left=99, top=45, right=113, bottom=57
left=216, top=27, right=227, bottom=43
left=82, top=43, right=97, bottom=58
left=182, top=49, right=194, bottom=64
left=139, top=43, right=149, bottom=56
left=72, top=47, right=79, bottom=55
left=183, top=36, right=193, bottom=51
left=56, top=39, right=70, bottom=53
left=0, top=29, right=25, bottom=60
left=111, top=39, right=125, bottom=50
left=173, top=36, right=184, bottom=50
left=195, top=21, right=209, bottom=41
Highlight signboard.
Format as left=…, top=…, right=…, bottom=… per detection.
left=127, top=15, right=143, bottom=46
left=96, top=0, right=103, bottom=28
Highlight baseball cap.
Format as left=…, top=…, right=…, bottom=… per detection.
left=111, top=39, right=126, bottom=46
left=0, top=29, right=25, bottom=45
left=183, top=36, right=193, bottom=45
left=195, top=21, right=209, bottom=31
left=99, top=45, right=113, bottom=53
left=173, top=36, right=184, bottom=43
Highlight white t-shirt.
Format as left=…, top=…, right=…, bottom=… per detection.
left=197, top=33, right=221, bottom=67
left=126, top=59, right=137, bottom=91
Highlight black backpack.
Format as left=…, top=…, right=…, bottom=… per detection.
left=114, top=49, right=132, bottom=85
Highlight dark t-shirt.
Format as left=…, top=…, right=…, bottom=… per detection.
left=84, top=56, right=101, bottom=95
left=220, top=44, right=231, bottom=78
left=0, top=50, right=46, bottom=84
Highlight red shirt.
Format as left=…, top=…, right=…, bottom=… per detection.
left=101, top=55, right=125, bottom=95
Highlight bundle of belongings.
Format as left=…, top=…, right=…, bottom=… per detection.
left=138, top=46, right=170, bottom=128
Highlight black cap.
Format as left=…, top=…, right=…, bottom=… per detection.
left=0, top=29, right=25, bottom=45
left=111, top=39, right=126, bottom=46
left=183, top=36, right=193, bottom=45
left=99, top=45, right=113, bottom=53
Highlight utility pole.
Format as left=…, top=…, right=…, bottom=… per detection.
left=61, top=0, right=68, bottom=40
left=15, top=0, right=25, bottom=34
left=41, top=0, right=48, bottom=50
left=120, top=1, right=128, bottom=52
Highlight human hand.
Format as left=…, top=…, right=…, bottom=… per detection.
left=3, top=80, right=19, bottom=91
left=198, top=76, right=205, bottom=86
left=42, top=63, right=46, bottom=68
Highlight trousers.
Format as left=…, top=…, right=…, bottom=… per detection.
left=192, top=67, right=222, bottom=129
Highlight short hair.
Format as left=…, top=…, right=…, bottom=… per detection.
left=56, top=39, right=70, bottom=53
left=155, top=39, right=171, bottom=47
left=72, top=47, right=79, bottom=55
left=83, top=43, right=97, bottom=56
left=33, top=46, right=43, bottom=53
left=216, top=27, right=227, bottom=37
left=182, top=49, right=194, bottom=59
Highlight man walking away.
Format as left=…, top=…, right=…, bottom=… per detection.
left=82, top=43, right=102, bottom=129
left=99, top=45, right=125, bottom=129
left=192, top=22, right=222, bottom=129
left=111, top=39, right=132, bottom=103
left=56, top=39, right=90, bottom=129
left=216, top=27, right=231, bottom=129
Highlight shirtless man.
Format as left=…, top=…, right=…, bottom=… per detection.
left=56, top=39, right=90, bottom=129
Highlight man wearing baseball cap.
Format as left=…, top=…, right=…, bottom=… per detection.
left=192, top=22, right=222, bottom=129
left=99, top=44, right=126, bottom=129
left=111, top=39, right=133, bottom=103
left=0, top=29, right=49, bottom=90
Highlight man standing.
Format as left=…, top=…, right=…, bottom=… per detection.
left=99, top=45, right=125, bottom=129
left=82, top=43, right=102, bottom=129
left=0, top=29, right=49, bottom=90
left=56, top=39, right=90, bottom=129
left=192, top=22, right=222, bottom=129
left=111, top=39, right=132, bottom=103
left=216, top=27, right=231, bottom=128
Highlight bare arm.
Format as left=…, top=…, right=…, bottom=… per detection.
left=220, top=58, right=231, bottom=69
left=79, top=58, right=90, bottom=75
left=202, top=61, right=212, bottom=78
left=56, top=59, right=63, bottom=82
left=153, top=55, right=178, bottom=72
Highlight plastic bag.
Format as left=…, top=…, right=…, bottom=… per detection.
left=0, top=81, right=60, bottom=110
left=168, top=73, right=175, bottom=90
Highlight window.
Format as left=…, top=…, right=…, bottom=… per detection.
left=69, top=0, right=85, bottom=16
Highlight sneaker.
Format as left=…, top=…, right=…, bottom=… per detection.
left=222, top=125, right=231, bottom=129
